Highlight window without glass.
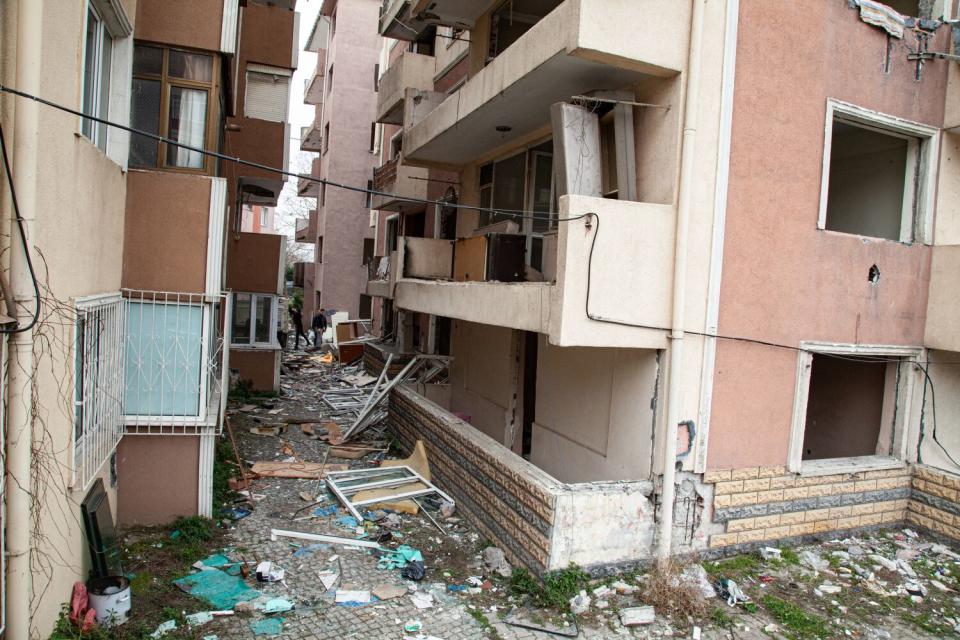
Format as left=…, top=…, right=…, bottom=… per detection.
left=231, top=293, right=277, bottom=347
left=129, top=44, right=215, bottom=171
left=487, top=0, right=561, bottom=62
left=82, top=2, right=114, bottom=151
left=600, top=112, right=619, bottom=199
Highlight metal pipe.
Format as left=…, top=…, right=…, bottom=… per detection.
left=657, top=0, right=706, bottom=563
left=7, top=0, right=43, bottom=635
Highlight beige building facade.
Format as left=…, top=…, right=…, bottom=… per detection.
left=358, top=0, right=960, bottom=574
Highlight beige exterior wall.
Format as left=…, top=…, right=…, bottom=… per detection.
left=0, top=1, right=136, bottom=635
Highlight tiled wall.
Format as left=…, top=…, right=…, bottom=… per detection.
left=390, top=385, right=560, bottom=575
left=705, top=465, right=912, bottom=549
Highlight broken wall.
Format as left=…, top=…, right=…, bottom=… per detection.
left=531, top=339, right=658, bottom=483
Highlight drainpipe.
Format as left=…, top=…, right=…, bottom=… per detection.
left=6, top=0, right=43, bottom=635
left=656, top=0, right=706, bottom=563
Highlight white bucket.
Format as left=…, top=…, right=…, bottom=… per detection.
left=87, top=576, right=131, bottom=626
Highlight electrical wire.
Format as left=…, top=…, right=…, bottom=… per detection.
left=0, top=122, right=42, bottom=333
left=4, top=83, right=960, bottom=366
left=915, top=362, right=960, bottom=470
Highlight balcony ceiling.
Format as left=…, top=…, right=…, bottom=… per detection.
left=407, top=52, right=651, bottom=166
left=411, top=0, right=494, bottom=28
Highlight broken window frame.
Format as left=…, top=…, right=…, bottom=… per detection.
left=230, top=292, right=278, bottom=349
left=817, top=99, right=939, bottom=245
left=786, top=341, right=923, bottom=475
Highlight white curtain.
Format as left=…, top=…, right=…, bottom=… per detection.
left=175, top=88, right=206, bottom=168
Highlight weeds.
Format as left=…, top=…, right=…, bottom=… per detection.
left=709, top=606, right=733, bottom=628
left=509, top=564, right=590, bottom=611
left=780, top=547, right=800, bottom=565
left=761, top=595, right=828, bottom=640
left=639, top=561, right=708, bottom=624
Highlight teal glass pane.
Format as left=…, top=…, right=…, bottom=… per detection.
left=124, top=302, right=203, bottom=416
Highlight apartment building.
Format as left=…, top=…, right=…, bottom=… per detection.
left=242, top=204, right=278, bottom=233
left=0, top=1, right=295, bottom=636
left=296, top=0, right=382, bottom=324
left=361, top=0, right=960, bottom=576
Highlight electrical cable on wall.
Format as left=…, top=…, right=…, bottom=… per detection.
left=0, top=122, right=42, bottom=334
left=3, top=83, right=960, bottom=367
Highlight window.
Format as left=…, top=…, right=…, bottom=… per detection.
left=365, top=180, right=374, bottom=209
left=74, top=295, right=124, bottom=490
left=231, top=293, right=278, bottom=347
left=386, top=216, right=399, bottom=252
left=363, top=238, right=375, bottom=265
left=259, top=208, right=268, bottom=227
left=374, top=63, right=380, bottom=92
left=323, top=122, right=330, bottom=154
left=370, top=123, right=377, bottom=152
left=129, top=44, right=216, bottom=171
left=245, top=64, right=291, bottom=122
left=320, top=183, right=326, bottom=207
left=819, top=100, right=938, bottom=243
left=317, top=237, right=324, bottom=263
left=82, top=2, right=114, bottom=151
left=600, top=112, right=618, bottom=199
left=487, top=0, right=560, bottom=62
left=445, top=27, right=465, bottom=49
left=788, top=343, right=921, bottom=474
left=359, top=294, right=372, bottom=320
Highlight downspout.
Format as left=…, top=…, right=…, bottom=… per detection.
left=657, top=0, right=706, bottom=562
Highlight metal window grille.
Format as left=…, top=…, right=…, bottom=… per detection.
left=73, top=294, right=125, bottom=491
left=122, top=289, right=227, bottom=436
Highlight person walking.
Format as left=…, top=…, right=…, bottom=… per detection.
left=290, top=305, right=310, bottom=349
left=312, top=307, right=328, bottom=344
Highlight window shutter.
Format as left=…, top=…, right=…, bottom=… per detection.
left=245, top=68, right=290, bottom=122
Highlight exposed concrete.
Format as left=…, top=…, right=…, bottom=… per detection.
left=402, top=237, right=453, bottom=278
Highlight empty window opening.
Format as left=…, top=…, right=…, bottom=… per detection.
left=600, top=111, right=619, bottom=199
left=868, top=264, right=880, bottom=284
left=487, top=0, right=562, bottom=62
left=802, top=354, right=899, bottom=462
left=884, top=0, right=921, bottom=17
left=362, top=238, right=375, bottom=265
left=824, top=118, right=920, bottom=242
left=359, top=294, right=372, bottom=319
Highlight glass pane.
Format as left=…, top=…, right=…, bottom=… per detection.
left=82, top=9, right=99, bottom=139
left=254, top=297, right=271, bottom=343
left=232, top=294, right=252, bottom=344
left=492, top=153, right=526, bottom=225
left=168, top=50, right=213, bottom=82
left=96, top=35, right=113, bottom=149
left=166, top=87, right=208, bottom=169
left=129, top=78, right=161, bottom=167
left=531, top=153, right=554, bottom=233
left=133, top=45, right=163, bottom=75
left=124, top=302, right=203, bottom=416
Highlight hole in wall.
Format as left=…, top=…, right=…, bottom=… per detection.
left=868, top=264, right=880, bottom=284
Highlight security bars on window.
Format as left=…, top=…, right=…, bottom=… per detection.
left=122, top=289, right=226, bottom=435
left=73, top=294, right=125, bottom=491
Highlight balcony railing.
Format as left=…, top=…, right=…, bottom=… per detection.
left=373, top=157, right=399, bottom=191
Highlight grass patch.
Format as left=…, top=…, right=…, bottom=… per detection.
left=212, top=436, right=237, bottom=511
left=780, top=547, right=800, bottom=565
left=901, top=610, right=953, bottom=635
left=705, top=554, right=760, bottom=579
left=467, top=608, right=502, bottom=639
left=710, top=606, right=734, bottom=628
left=762, top=595, right=828, bottom=640
left=639, top=561, right=708, bottom=625
left=509, top=564, right=590, bottom=612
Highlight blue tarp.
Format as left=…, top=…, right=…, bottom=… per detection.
left=173, top=570, right=258, bottom=610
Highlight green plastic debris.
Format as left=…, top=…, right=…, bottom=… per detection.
left=257, top=598, right=294, bottom=614
left=377, top=545, right=423, bottom=570
left=200, top=554, right=231, bottom=568
left=174, top=569, right=257, bottom=610
left=250, top=618, right=284, bottom=636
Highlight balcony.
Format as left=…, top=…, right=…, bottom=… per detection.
left=379, top=0, right=432, bottom=40
left=393, top=195, right=672, bottom=348
left=926, top=244, right=960, bottom=352
left=305, top=13, right=330, bottom=53
left=365, top=255, right=393, bottom=299
left=304, top=50, right=327, bottom=105
left=404, top=0, right=686, bottom=166
left=297, top=158, right=321, bottom=197
left=376, top=51, right=435, bottom=125
left=300, top=108, right=324, bottom=151
left=371, top=156, right=429, bottom=211
left=295, top=209, right=317, bottom=243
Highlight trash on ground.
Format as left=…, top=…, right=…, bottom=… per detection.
left=249, top=618, right=284, bottom=636
left=149, top=620, right=177, bottom=639
left=410, top=591, right=434, bottom=609
left=503, top=607, right=580, bottom=637
left=173, top=568, right=258, bottom=610
left=569, top=590, right=591, bottom=615
left=373, top=583, right=408, bottom=600
left=335, top=589, right=372, bottom=605
left=270, top=528, right=381, bottom=549
left=483, top=546, right=513, bottom=578
left=255, top=561, right=285, bottom=583
left=619, top=605, right=656, bottom=626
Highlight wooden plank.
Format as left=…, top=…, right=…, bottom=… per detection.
left=250, top=461, right=349, bottom=479
left=453, top=235, right=487, bottom=282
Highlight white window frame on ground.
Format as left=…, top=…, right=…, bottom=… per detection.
left=73, top=293, right=125, bottom=491
left=787, top=341, right=923, bottom=475
left=231, top=293, right=279, bottom=349
left=818, top=99, right=939, bottom=244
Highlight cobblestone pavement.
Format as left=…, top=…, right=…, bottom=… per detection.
left=187, top=349, right=956, bottom=640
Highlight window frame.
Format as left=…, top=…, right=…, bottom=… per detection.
left=129, top=43, right=220, bottom=174
left=818, top=99, right=939, bottom=244
left=787, top=341, right=923, bottom=475
left=230, top=292, right=279, bottom=349
left=81, top=2, right=114, bottom=152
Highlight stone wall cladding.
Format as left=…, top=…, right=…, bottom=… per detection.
left=704, top=466, right=912, bottom=548
left=908, top=465, right=960, bottom=540
left=389, top=386, right=558, bottom=575
left=363, top=343, right=414, bottom=378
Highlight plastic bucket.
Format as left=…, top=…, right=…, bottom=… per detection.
left=87, top=576, right=131, bottom=626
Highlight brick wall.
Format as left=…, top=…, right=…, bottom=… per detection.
left=908, top=465, right=960, bottom=539
left=704, top=465, right=912, bottom=549
left=390, top=385, right=561, bottom=575
left=363, top=342, right=414, bottom=378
